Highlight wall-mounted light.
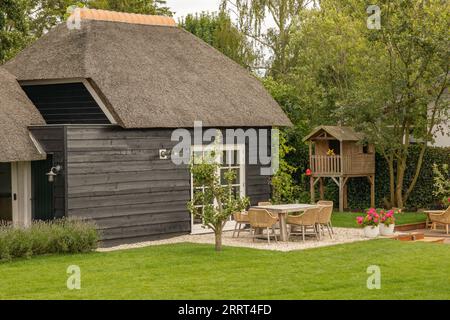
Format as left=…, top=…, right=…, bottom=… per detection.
left=159, top=149, right=171, bottom=160
left=46, top=165, right=62, bottom=183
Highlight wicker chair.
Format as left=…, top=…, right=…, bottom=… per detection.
left=258, top=201, right=272, bottom=206
left=317, top=200, right=334, bottom=234
left=316, top=205, right=334, bottom=238
left=232, top=211, right=250, bottom=238
left=287, top=207, right=320, bottom=242
left=247, top=208, right=279, bottom=244
left=429, top=206, right=450, bottom=234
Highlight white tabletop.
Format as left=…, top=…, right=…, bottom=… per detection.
left=252, top=204, right=318, bottom=213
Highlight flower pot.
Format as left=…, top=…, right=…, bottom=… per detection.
left=363, top=225, right=379, bottom=238
left=380, top=224, right=395, bottom=236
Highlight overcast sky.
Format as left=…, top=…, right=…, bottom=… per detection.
left=165, top=0, right=222, bottom=21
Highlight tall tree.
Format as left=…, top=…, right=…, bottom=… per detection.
left=180, top=11, right=258, bottom=70
left=287, top=0, right=449, bottom=208
left=221, top=0, right=316, bottom=77
left=0, top=0, right=33, bottom=63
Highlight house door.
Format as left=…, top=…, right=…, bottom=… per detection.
left=190, top=144, right=246, bottom=233
left=32, top=156, right=54, bottom=220
left=0, top=163, right=12, bottom=222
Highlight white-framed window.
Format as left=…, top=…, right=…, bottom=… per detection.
left=190, top=144, right=246, bottom=230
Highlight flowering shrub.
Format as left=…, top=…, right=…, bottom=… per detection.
left=432, top=164, right=450, bottom=207
left=356, top=208, right=381, bottom=227
left=380, top=209, right=396, bottom=226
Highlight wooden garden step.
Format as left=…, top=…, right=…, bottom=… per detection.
left=415, top=237, right=446, bottom=244
left=393, top=232, right=425, bottom=241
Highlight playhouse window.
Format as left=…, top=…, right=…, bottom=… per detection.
left=328, top=140, right=340, bottom=155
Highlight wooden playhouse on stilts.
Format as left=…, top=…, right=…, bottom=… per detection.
left=304, top=126, right=376, bottom=212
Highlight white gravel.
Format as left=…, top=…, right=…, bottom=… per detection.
left=98, top=227, right=371, bottom=252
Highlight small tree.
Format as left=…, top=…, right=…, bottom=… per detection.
left=187, top=153, right=249, bottom=251
left=432, top=164, right=450, bottom=207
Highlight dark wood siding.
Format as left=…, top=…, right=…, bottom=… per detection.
left=22, top=83, right=110, bottom=124
left=29, top=126, right=66, bottom=218
left=65, top=126, right=271, bottom=244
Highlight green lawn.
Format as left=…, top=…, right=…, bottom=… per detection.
left=0, top=240, right=448, bottom=300
left=332, top=212, right=427, bottom=228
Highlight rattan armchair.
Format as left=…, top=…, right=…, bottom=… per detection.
left=287, top=207, right=320, bottom=242
left=317, top=200, right=334, bottom=234
left=429, top=206, right=450, bottom=234
left=316, top=205, right=334, bottom=238
left=232, top=211, right=250, bottom=238
left=247, top=208, right=279, bottom=244
left=257, top=201, right=272, bottom=206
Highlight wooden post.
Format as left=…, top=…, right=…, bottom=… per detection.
left=338, top=177, right=344, bottom=212
left=310, top=176, right=315, bottom=204
left=369, top=175, right=375, bottom=208
left=319, top=177, right=324, bottom=200
left=343, top=180, right=348, bottom=210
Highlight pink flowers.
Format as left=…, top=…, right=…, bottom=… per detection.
left=356, top=216, right=364, bottom=225
left=356, top=208, right=397, bottom=227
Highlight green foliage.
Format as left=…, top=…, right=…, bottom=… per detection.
left=187, top=152, right=249, bottom=251
left=0, top=219, right=98, bottom=262
left=180, top=11, right=257, bottom=70
left=323, top=146, right=450, bottom=211
left=0, top=0, right=34, bottom=63
left=270, top=131, right=308, bottom=204
left=433, top=163, right=450, bottom=206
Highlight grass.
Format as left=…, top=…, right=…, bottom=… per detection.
left=0, top=240, right=448, bottom=300
left=332, top=212, right=427, bottom=228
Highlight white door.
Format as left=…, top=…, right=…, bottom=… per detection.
left=11, top=162, right=32, bottom=227
left=190, top=144, right=246, bottom=233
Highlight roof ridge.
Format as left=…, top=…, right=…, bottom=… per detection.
left=75, top=8, right=177, bottom=27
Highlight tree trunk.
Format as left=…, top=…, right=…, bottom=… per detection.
left=395, top=156, right=406, bottom=209
left=214, top=226, right=223, bottom=252
left=387, top=154, right=396, bottom=208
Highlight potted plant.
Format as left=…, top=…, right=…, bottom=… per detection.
left=379, top=209, right=396, bottom=235
left=356, top=208, right=380, bottom=238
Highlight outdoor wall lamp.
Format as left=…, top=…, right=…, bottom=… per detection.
left=46, top=165, right=62, bottom=183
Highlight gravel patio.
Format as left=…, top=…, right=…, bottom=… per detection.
left=98, top=227, right=370, bottom=252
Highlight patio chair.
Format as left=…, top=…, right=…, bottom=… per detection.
left=257, top=201, right=272, bottom=206
left=232, top=211, right=250, bottom=238
left=317, top=200, right=334, bottom=234
left=429, top=206, right=450, bottom=234
left=287, top=207, right=320, bottom=242
left=316, top=205, right=334, bottom=238
left=247, top=208, right=279, bottom=244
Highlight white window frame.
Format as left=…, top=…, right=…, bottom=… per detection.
left=190, top=144, right=246, bottom=232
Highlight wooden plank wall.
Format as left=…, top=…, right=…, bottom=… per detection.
left=65, top=126, right=271, bottom=243
left=28, top=126, right=66, bottom=218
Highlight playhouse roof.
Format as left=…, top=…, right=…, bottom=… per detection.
left=0, top=68, right=46, bottom=162
left=303, top=126, right=365, bottom=142
left=4, top=9, right=292, bottom=129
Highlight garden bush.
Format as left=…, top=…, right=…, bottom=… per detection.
left=0, top=219, right=98, bottom=262
left=322, top=146, right=450, bottom=210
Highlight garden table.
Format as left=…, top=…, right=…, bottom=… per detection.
left=252, top=204, right=318, bottom=241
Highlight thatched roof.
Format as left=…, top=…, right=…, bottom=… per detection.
left=0, top=68, right=46, bottom=162
left=4, top=10, right=292, bottom=128
left=303, top=126, right=364, bottom=142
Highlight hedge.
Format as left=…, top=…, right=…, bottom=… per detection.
left=320, top=146, right=450, bottom=211
left=0, top=219, right=98, bottom=262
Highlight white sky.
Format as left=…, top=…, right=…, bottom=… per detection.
left=165, top=0, right=222, bottom=21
